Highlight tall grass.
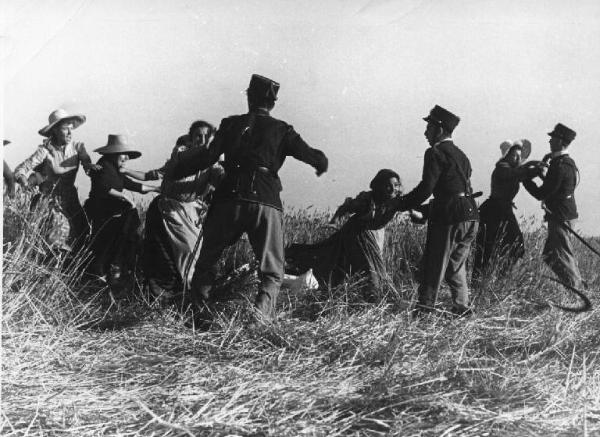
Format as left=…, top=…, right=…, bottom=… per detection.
left=2, top=191, right=600, bottom=436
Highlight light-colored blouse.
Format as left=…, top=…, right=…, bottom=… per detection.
left=14, top=139, right=93, bottom=189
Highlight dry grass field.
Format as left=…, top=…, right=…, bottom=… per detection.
left=2, top=192, right=600, bottom=436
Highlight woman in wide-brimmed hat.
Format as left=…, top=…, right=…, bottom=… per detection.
left=285, top=169, right=402, bottom=296
left=13, top=109, right=101, bottom=250
left=119, top=120, right=225, bottom=302
left=84, top=134, right=159, bottom=281
left=473, top=139, right=537, bottom=280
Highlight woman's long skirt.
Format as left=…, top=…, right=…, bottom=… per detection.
left=473, top=198, right=525, bottom=279
left=285, top=218, right=387, bottom=291
left=143, top=196, right=206, bottom=299
left=85, top=200, right=141, bottom=278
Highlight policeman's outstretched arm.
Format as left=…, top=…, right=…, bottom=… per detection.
left=169, top=126, right=224, bottom=179
left=283, top=127, right=328, bottom=176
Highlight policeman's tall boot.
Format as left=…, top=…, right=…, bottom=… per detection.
left=188, top=285, right=213, bottom=331
left=254, top=292, right=275, bottom=322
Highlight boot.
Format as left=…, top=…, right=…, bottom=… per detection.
left=254, top=292, right=275, bottom=322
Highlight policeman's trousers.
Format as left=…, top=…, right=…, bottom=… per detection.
left=417, top=220, right=478, bottom=311
left=543, top=219, right=583, bottom=289
left=191, top=200, right=284, bottom=303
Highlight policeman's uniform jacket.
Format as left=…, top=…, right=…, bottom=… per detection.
left=399, top=139, right=479, bottom=224
left=523, top=154, right=578, bottom=221
left=171, top=108, right=328, bottom=210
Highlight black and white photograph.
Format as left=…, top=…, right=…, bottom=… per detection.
left=2, top=1, right=600, bottom=435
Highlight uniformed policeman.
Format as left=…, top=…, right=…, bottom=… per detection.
left=523, top=123, right=583, bottom=289
left=395, top=105, right=479, bottom=317
left=171, top=74, right=328, bottom=320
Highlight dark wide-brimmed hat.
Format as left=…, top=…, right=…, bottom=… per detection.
left=247, top=74, right=280, bottom=101
left=548, top=123, right=576, bottom=143
left=38, top=108, right=86, bottom=137
left=94, top=134, right=141, bottom=159
left=423, top=105, right=460, bottom=132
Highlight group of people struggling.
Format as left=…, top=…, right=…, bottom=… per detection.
left=3, top=73, right=585, bottom=320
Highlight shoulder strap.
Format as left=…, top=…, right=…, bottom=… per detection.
left=558, top=156, right=580, bottom=188
left=436, top=145, right=473, bottom=194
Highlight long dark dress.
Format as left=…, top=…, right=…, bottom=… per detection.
left=285, top=191, right=396, bottom=290
left=84, top=156, right=143, bottom=278
left=473, top=160, right=527, bottom=279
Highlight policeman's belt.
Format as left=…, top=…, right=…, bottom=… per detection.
left=446, top=191, right=483, bottom=199
left=227, top=164, right=276, bottom=176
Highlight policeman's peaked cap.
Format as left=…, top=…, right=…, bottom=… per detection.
left=247, top=74, right=280, bottom=101
left=423, top=105, right=460, bottom=132
left=548, top=123, right=576, bottom=143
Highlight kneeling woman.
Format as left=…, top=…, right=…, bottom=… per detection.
left=84, top=135, right=159, bottom=280
left=285, top=169, right=402, bottom=290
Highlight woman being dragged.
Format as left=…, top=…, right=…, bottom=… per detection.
left=121, top=121, right=224, bottom=303
left=285, top=169, right=402, bottom=294
left=84, top=135, right=159, bottom=284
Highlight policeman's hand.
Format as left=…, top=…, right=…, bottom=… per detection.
left=542, top=153, right=552, bottom=164
left=146, top=169, right=161, bottom=180
left=315, top=159, right=328, bottom=177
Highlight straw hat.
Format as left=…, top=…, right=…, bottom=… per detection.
left=94, top=134, right=141, bottom=159
left=500, top=139, right=531, bottom=161
left=38, top=108, right=86, bottom=137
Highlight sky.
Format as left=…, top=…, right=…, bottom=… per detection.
left=2, top=0, right=600, bottom=235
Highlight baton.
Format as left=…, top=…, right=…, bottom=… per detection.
left=543, top=275, right=591, bottom=313
left=538, top=205, right=596, bottom=313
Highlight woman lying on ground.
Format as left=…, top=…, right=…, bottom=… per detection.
left=84, top=135, right=159, bottom=282
left=285, top=169, right=402, bottom=293
left=473, top=139, right=535, bottom=280
left=120, top=121, right=225, bottom=303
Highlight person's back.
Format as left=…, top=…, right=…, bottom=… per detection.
left=212, top=111, right=327, bottom=210
left=177, top=74, right=328, bottom=322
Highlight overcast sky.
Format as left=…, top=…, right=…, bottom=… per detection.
left=2, top=0, right=600, bottom=235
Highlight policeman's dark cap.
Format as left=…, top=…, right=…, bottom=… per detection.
left=423, top=105, right=460, bottom=132
left=548, top=123, right=576, bottom=143
left=247, top=74, right=280, bottom=101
